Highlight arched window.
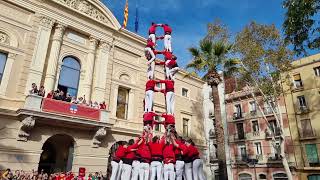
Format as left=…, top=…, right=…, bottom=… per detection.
left=273, top=173, right=288, bottom=180
left=58, top=57, right=80, bottom=97
left=239, top=173, right=252, bottom=180
left=259, top=174, right=267, bottom=180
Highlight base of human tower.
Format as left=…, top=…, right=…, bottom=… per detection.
left=108, top=23, right=207, bottom=180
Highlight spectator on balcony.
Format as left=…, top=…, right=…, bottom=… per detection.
left=100, top=101, right=107, bottom=110
left=92, top=101, right=99, bottom=109
left=55, top=91, right=66, bottom=101
left=38, top=86, right=45, bottom=97
left=52, top=90, right=60, bottom=100
left=65, top=93, right=72, bottom=102
left=29, top=83, right=38, bottom=94
left=71, top=96, right=77, bottom=104
left=47, top=90, right=54, bottom=99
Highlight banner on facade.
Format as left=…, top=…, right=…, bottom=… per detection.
left=42, top=98, right=100, bottom=121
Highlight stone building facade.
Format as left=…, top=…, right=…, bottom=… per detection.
left=0, top=0, right=207, bottom=174
left=282, top=53, right=320, bottom=180
left=224, top=81, right=296, bottom=180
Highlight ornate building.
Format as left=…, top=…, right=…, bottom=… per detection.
left=0, top=0, right=207, bottom=174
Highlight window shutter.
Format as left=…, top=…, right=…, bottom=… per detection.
left=306, top=144, right=319, bottom=163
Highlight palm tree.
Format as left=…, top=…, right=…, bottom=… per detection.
left=187, top=40, right=238, bottom=180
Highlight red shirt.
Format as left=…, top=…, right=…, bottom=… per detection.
left=137, top=141, right=151, bottom=162
left=125, top=143, right=139, bottom=159
left=163, top=144, right=176, bottom=164
left=162, top=24, right=172, bottom=34
left=161, top=114, right=175, bottom=125
left=162, top=51, right=173, bottom=60
left=148, top=140, right=165, bottom=157
left=143, top=112, right=157, bottom=121
left=159, top=80, right=174, bottom=92
left=149, top=24, right=157, bottom=34
left=46, top=93, right=53, bottom=99
left=114, top=145, right=126, bottom=160
left=186, top=145, right=200, bottom=160
left=146, top=40, right=155, bottom=49
left=145, top=80, right=157, bottom=91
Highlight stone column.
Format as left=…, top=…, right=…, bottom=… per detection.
left=112, top=84, right=119, bottom=118
left=92, top=41, right=110, bottom=101
left=25, top=16, right=55, bottom=94
left=44, top=23, right=65, bottom=92
left=127, top=89, right=134, bottom=120
left=0, top=53, right=16, bottom=95
left=83, top=36, right=97, bottom=101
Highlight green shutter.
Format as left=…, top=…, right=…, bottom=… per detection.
left=306, top=144, right=319, bottom=163
left=308, top=175, right=320, bottom=180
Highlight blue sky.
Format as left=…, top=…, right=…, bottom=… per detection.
left=102, top=0, right=285, bottom=69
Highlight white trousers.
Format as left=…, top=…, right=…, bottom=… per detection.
left=169, top=67, right=179, bottom=80
left=164, top=34, right=172, bottom=52
left=175, top=160, right=185, bottom=180
left=131, top=160, right=140, bottom=180
left=166, top=91, right=175, bottom=114
left=121, top=163, right=132, bottom=180
left=163, top=163, right=175, bottom=180
left=193, top=159, right=206, bottom=180
left=139, top=162, right=150, bottom=180
left=149, top=34, right=156, bottom=44
left=144, top=90, right=154, bottom=112
left=150, top=161, right=162, bottom=180
left=184, top=162, right=193, bottom=180
left=111, top=161, right=121, bottom=180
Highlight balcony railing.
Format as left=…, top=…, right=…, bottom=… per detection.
left=250, top=110, right=257, bottom=116
left=235, top=155, right=249, bottom=163
left=265, top=128, right=281, bottom=139
left=234, top=133, right=246, bottom=141
left=299, top=128, right=317, bottom=140
left=21, top=95, right=112, bottom=125
left=298, top=106, right=309, bottom=114
left=307, top=158, right=320, bottom=167
left=233, top=112, right=245, bottom=120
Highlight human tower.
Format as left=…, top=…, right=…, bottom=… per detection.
left=110, top=23, right=206, bottom=180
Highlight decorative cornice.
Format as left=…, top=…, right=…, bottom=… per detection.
left=52, top=23, right=66, bottom=40
left=98, top=40, right=110, bottom=52
left=39, top=16, right=55, bottom=29
left=88, top=36, right=98, bottom=50
left=0, top=32, right=10, bottom=45
left=52, top=0, right=110, bottom=25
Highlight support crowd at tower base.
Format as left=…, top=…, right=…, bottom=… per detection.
left=109, top=23, right=206, bottom=180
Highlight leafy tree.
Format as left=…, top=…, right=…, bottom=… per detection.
left=283, top=0, right=320, bottom=55
left=234, top=22, right=294, bottom=179
left=187, top=22, right=238, bottom=179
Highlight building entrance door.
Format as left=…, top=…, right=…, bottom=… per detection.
left=38, top=134, right=74, bottom=174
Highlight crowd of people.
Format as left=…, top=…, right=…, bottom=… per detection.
left=110, top=128, right=206, bottom=180
left=1, top=169, right=109, bottom=180
left=29, top=83, right=107, bottom=110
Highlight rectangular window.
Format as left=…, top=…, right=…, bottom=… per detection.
left=236, top=123, right=245, bottom=139
left=297, top=95, right=307, bottom=109
left=234, top=104, right=242, bottom=118
left=249, top=101, right=257, bottom=114
left=252, top=120, right=259, bottom=132
left=182, top=88, right=188, bottom=97
left=183, top=118, right=189, bottom=137
left=269, top=120, right=279, bottom=135
left=154, top=111, right=161, bottom=132
left=301, top=119, right=314, bottom=137
left=306, top=144, right=319, bottom=165
left=116, top=87, right=129, bottom=119
left=314, top=66, right=320, bottom=77
left=156, top=82, right=162, bottom=89
left=238, top=145, right=247, bottom=160
left=0, top=52, right=8, bottom=84
left=255, top=142, right=262, bottom=155
left=293, top=74, right=303, bottom=88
